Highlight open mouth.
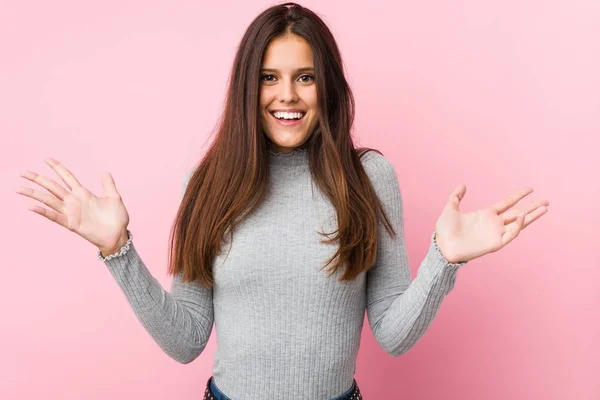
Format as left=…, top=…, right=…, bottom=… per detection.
left=269, top=110, right=306, bottom=126
left=269, top=111, right=306, bottom=120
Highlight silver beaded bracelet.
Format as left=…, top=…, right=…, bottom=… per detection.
left=97, top=230, right=133, bottom=261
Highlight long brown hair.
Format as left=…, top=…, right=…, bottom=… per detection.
left=168, top=2, right=396, bottom=287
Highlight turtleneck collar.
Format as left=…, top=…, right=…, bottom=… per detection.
left=268, top=147, right=309, bottom=168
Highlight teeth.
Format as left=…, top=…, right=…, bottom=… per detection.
left=272, top=111, right=304, bottom=120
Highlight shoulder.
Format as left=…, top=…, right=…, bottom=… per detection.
left=180, top=167, right=197, bottom=201
left=357, top=149, right=402, bottom=203
left=358, top=149, right=398, bottom=183
left=184, top=168, right=195, bottom=186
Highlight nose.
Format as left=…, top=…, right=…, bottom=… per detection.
left=278, top=79, right=298, bottom=103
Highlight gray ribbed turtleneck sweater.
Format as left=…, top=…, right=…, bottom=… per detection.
left=99, top=148, right=467, bottom=399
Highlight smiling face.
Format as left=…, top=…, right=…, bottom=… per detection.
left=259, top=34, right=319, bottom=154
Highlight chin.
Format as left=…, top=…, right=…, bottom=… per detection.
left=267, top=133, right=310, bottom=151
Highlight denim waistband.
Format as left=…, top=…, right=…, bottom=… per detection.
left=205, top=376, right=360, bottom=400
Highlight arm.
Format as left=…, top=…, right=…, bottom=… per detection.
left=362, top=152, right=467, bottom=357
left=98, top=169, right=213, bottom=364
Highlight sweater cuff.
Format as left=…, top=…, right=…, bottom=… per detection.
left=415, top=231, right=467, bottom=294
left=432, top=231, right=468, bottom=268
left=97, top=230, right=133, bottom=262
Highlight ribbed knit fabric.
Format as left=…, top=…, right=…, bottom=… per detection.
left=99, top=148, right=467, bottom=399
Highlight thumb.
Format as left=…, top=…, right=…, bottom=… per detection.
left=101, top=172, right=121, bottom=199
left=448, top=184, right=467, bottom=210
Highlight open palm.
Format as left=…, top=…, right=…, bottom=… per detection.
left=17, top=157, right=130, bottom=252
left=435, top=184, right=550, bottom=264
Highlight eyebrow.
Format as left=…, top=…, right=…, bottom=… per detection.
left=260, top=67, right=315, bottom=73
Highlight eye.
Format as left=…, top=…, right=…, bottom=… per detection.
left=299, top=74, right=314, bottom=83
left=261, top=74, right=276, bottom=82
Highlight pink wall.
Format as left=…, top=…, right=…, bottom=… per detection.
left=2, top=1, right=598, bottom=399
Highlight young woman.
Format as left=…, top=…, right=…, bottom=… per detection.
left=17, top=2, right=549, bottom=399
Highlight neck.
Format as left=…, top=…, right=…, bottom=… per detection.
left=268, top=146, right=309, bottom=168
left=267, top=142, right=309, bottom=154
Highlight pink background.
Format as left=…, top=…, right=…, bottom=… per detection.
left=2, top=0, right=598, bottom=399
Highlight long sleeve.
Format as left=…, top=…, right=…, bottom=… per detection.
left=362, top=152, right=467, bottom=357
left=99, top=169, right=214, bottom=364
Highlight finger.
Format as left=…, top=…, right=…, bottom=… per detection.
left=101, top=172, right=121, bottom=199
left=448, top=184, right=467, bottom=210
left=502, top=208, right=526, bottom=226
left=44, top=157, right=82, bottom=191
left=27, top=204, right=68, bottom=228
left=492, top=187, right=534, bottom=215
left=522, top=206, right=548, bottom=230
left=16, top=186, right=65, bottom=214
left=501, top=212, right=527, bottom=247
left=19, top=170, right=69, bottom=201
left=501, top=200, right=550, bottom=225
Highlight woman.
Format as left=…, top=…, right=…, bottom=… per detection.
left=17, top=2, right=549, bottom=399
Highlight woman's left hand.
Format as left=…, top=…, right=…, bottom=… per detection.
left=434, top=185, right=550, bottom=264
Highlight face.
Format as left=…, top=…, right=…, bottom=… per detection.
left=259, top=34, right=319, bottom=154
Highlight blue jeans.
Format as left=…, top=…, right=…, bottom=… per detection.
left=207, top=376, right=359, bottom=400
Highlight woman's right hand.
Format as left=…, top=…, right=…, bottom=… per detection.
left=17, top=157, right=131, bottom=257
